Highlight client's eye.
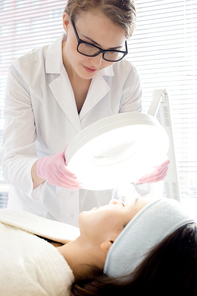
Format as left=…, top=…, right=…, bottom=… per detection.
left=121, top=202, right=125, bottom=207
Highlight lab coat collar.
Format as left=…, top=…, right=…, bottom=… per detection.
left=79, top=71, right=111, bottom=120
left=49, top=66, right=82, bottom=133
left=45, top=33, right=66, bottom=74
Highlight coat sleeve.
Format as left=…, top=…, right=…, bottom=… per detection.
left=1, top=62, right=38, bottom=194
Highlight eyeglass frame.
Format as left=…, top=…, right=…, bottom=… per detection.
left=71, top=19, right=128, bottom=62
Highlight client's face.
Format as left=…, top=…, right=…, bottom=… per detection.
left=79, top=198, right=152, bottom=244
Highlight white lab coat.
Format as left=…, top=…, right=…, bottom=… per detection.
left=2, top=33, right=142, bottom=227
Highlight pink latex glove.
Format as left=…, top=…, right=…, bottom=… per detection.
left=136, top=156, right=170, bottom=184
left=37, top=150, right=82, bottom=189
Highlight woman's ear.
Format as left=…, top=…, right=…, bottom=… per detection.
left=101, top=240, right=114, bottom=253
left=62, top=12, right=70, bottom=32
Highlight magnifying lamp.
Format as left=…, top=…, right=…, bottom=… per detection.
left=66, top=111, right=169, bottom=191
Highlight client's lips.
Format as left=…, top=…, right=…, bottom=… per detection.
left=91, top=207, right=98, bottom=211
left=83, top=65, right=97, bottom=73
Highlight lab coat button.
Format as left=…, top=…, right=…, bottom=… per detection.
left=70, top=191, right=74, bottom=195
left=71, top=214, right=75, bottom=218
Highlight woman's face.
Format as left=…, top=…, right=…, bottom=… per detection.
left=62, top=8, right=126, bottom=80
left=79, top=198, right=153, bottom=244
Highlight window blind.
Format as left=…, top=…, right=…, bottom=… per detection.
left=0, top=0, right=196, bottom=211
left=128, top=0, right=197, bottom=212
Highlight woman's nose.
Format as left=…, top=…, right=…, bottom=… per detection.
left=109, top=199, right=122, bottom=206
left=89, top=53, right=103, bottom=67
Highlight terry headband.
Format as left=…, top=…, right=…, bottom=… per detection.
left=104, top=198, right=195, bottom=278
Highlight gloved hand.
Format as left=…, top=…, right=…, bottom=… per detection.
left=37, top=149, right=82, bottom=189
left=136, top=156, right=170, bottom=184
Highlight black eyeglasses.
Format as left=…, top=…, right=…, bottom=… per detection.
left=71, top=19, right=128, bottom=62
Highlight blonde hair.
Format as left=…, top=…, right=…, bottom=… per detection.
left=64, top=0, right=136, bottom=38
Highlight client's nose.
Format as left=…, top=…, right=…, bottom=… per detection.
left=109, top=199, right=122, bottom=206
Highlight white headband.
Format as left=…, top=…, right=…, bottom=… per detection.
left=104, top=198, right=195, bottom=278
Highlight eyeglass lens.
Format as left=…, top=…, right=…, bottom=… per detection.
left=78, top=42, right=126, bottom=61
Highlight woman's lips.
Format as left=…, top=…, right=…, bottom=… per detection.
left=91, top=207, right=98, bottom=211
left=83, top=65, right=97, bottom=73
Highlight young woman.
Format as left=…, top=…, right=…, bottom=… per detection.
left=2, top=0, right=170, bottom=226
left=0, top=198, right=196, bottom=295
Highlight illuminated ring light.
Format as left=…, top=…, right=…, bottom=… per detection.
left=66, top=112, right=169, bottom=190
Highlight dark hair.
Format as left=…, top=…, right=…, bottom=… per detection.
left=64, top=0, right=136, bottom=38
left=71, top=223, right=197, bottom=296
